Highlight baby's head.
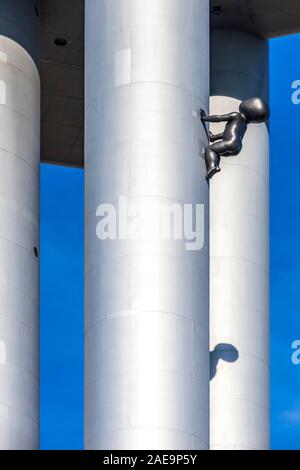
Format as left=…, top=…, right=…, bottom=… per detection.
left=239, top=98, right=270, bottom=123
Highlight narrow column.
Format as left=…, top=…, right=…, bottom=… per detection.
left=85, top=0, right=210, bottom=450
left=0, top=0, right=40, bottom=450
left=209, top=30, right=270, bottom=450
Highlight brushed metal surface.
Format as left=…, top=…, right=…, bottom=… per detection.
left=210, top=30, right=270, bottom=450
left=38, top=0, right=300, bottom=168
left=0, top=35, right=40, bottom=450
left=85, top=0, right=210, bottom=450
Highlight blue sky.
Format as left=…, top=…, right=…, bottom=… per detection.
left=40, top=35, right=300, bottom=450
left=40, top=165, right=84, bottom=449
left=270, top=34, right=300, bottom=450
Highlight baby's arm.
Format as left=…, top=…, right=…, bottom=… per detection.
left=209, top=131, right=224, bottom=142
left=202, top=112, right=239, bottom=123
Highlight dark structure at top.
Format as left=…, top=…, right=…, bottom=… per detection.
left=39, top=0, right=300, bottom=168
left=210, top=0, right=300, bottom=39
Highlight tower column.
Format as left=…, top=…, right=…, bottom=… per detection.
left=209, top=30, right=270, bottom=450
left=0, top=0, right=40, bottom=450
left=85, top=0, right=210, bottom=450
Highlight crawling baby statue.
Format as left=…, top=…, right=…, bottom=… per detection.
left=200, top=97, right=270, bottom=179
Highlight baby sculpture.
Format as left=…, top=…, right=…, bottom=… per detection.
left=200, top=97, right=270, bottom=179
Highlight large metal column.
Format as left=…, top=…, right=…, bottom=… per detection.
left=0, top=0, right=40, bottom=450
left=85, top=0, right=210, bottom=450
left=209, top=30, right=270, bottom=450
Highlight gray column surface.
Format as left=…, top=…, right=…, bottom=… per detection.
left=209, top=29, right=270, bottom=450
left=0, top=0, right=40, bottom=450
left=85, top=0, right=210, bottom=450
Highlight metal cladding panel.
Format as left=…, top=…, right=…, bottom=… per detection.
left=209, top=97, right=270, bottom=449
left=0, top=35, right=40, bottom=450
left=85, top=0, right=210, bottom=450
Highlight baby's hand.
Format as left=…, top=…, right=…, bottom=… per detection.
left=200, top=109, right=207, bottom=120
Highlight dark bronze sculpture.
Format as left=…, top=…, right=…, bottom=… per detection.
left=200, top=97, right=270, bottom=179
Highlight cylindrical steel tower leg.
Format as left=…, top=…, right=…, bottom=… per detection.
left=0, top=0, right=40, bottom=450
left=85, top=0, right=210, bottom=450
left=209, top=30, right=270, bottom=450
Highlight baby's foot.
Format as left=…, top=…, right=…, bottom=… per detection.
left=207, top=166, right=221, bottom=179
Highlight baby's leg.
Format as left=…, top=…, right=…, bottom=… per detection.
left=204, top=140, right=236, bottom=179
left=205, top=148, right=221, bottom=179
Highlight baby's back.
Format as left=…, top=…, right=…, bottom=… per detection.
left=224, top=113, right=247, bottom=144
